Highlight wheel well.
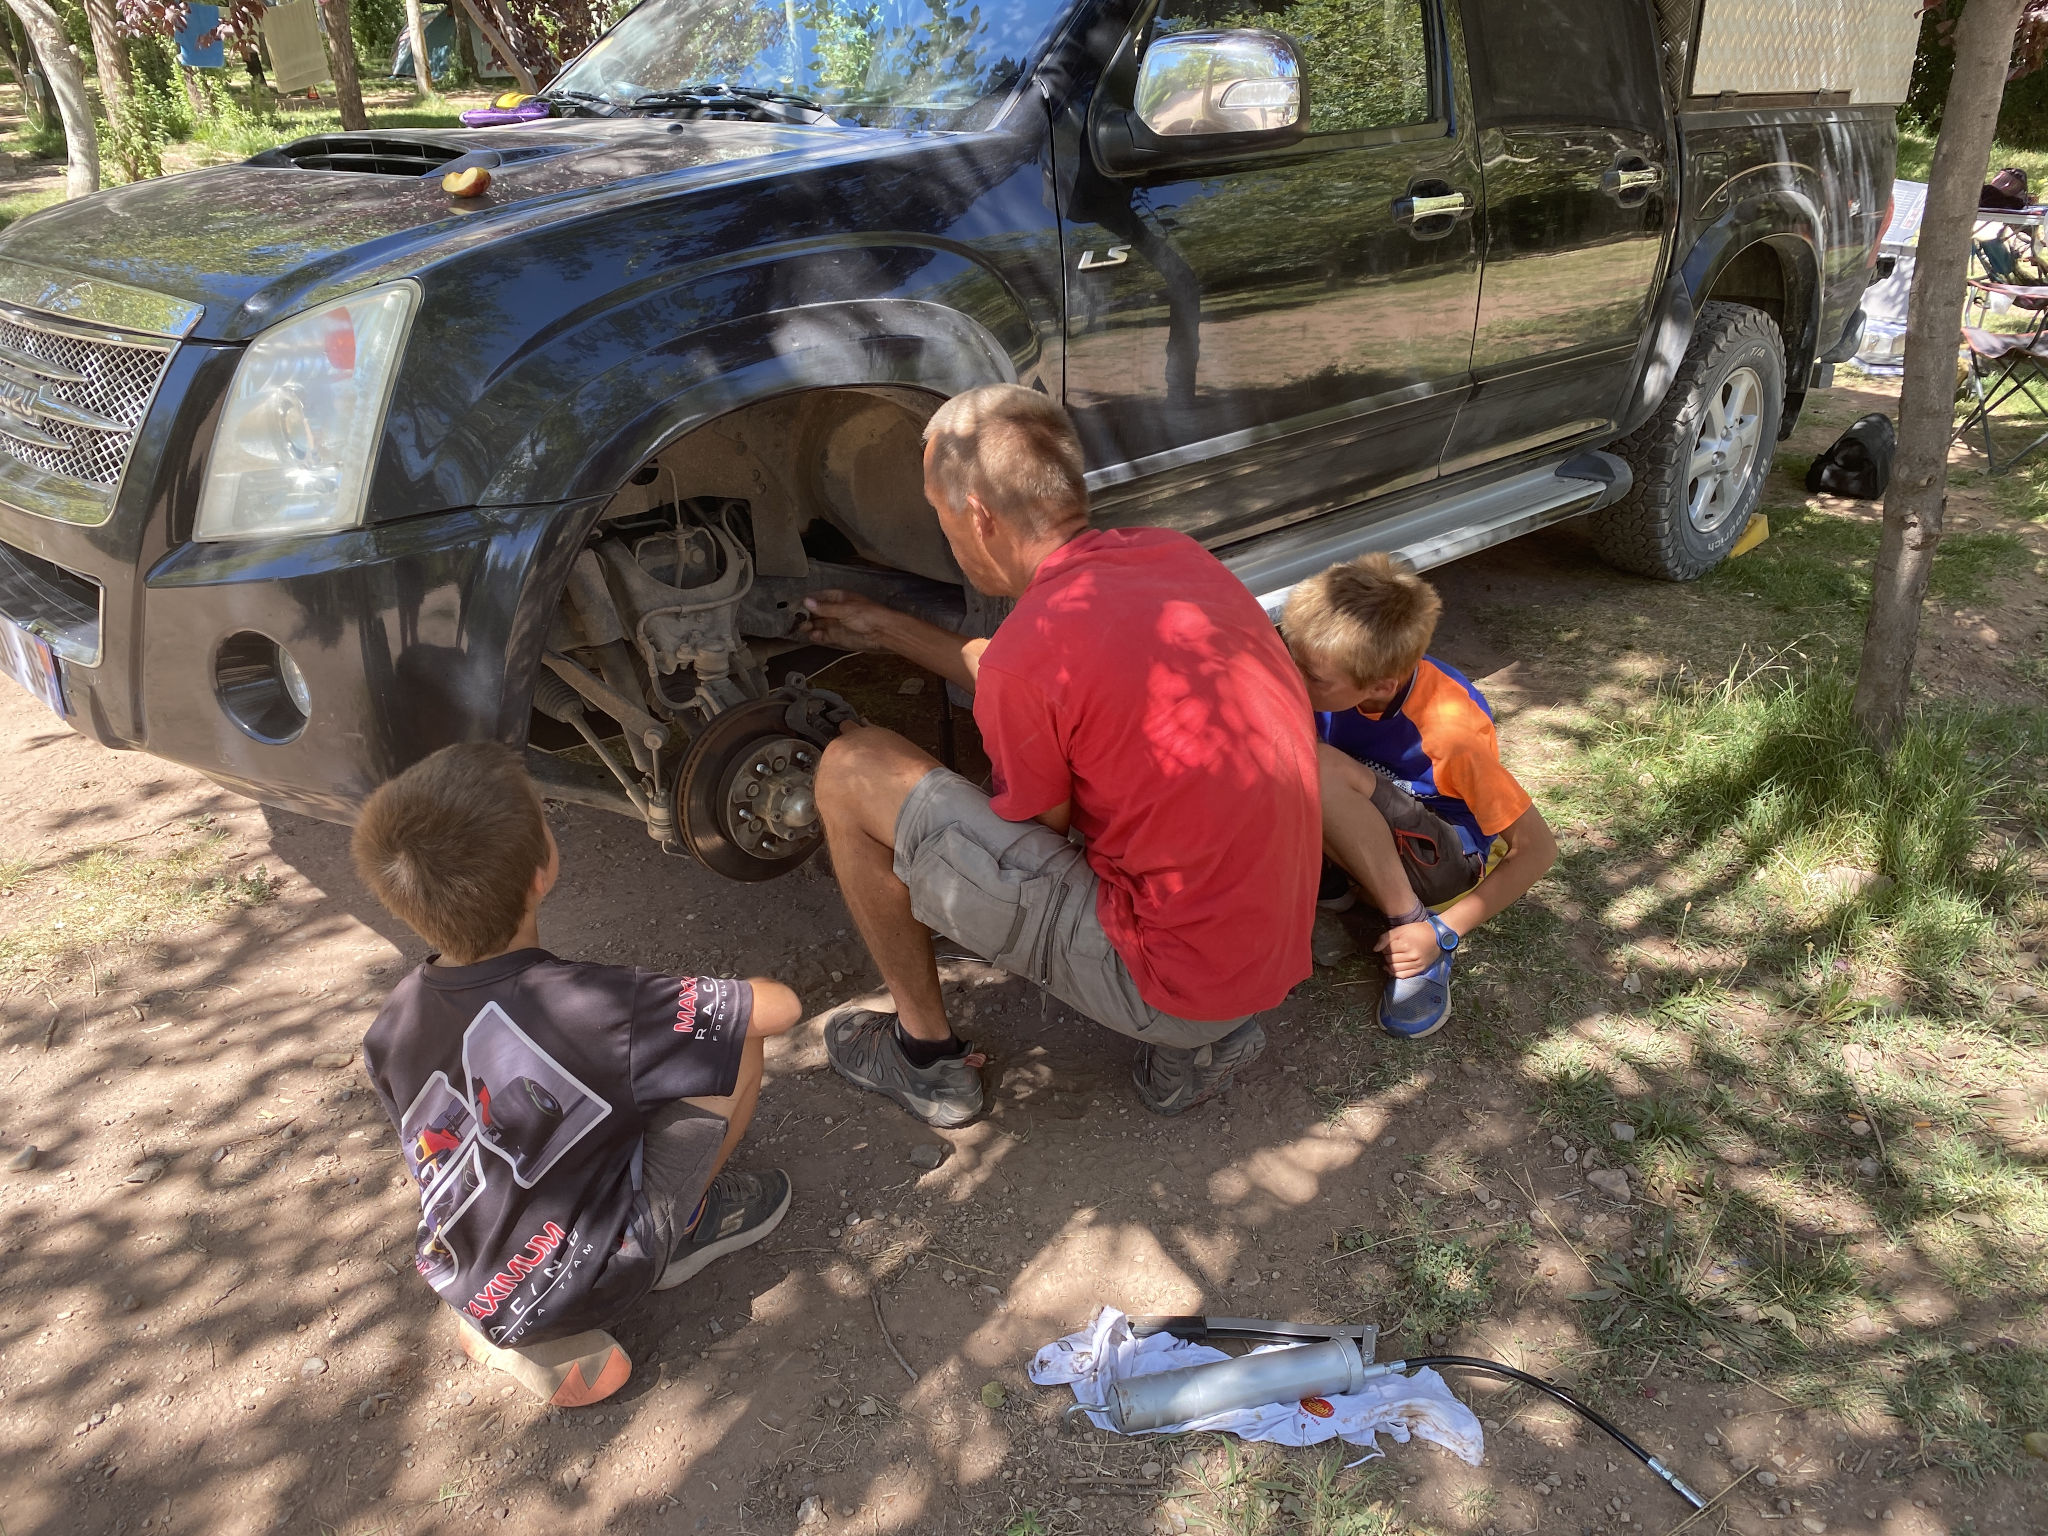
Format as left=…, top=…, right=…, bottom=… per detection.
left=1701, top=237, right=1819, bottom=436
left=1701, top=242, right=1788, bottom=337
left=596, top=386, right=959, bottom=584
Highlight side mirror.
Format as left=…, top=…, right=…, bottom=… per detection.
left=1094, top=29, right=1308, bottom=174
left=1137, top=30, right=1303, bottom=136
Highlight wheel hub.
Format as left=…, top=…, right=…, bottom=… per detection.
left=1685, top=364, right=1765, bottom=534
left=670, top=690, right=843, bottom=882
left=721, top=735, right=820, bottom=857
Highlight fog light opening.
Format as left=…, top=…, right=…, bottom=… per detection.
left=215, top=632, right=309, bottom=743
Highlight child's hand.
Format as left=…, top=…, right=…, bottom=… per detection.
left=1376, top=919, right=1446, bottom=978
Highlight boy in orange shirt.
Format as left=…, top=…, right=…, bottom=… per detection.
left=1282, top=555, right=1557, bottom=1038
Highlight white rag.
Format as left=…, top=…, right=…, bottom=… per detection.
left=1029, top=1308, right=1485, bottom=1464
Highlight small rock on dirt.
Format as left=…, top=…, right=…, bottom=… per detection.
left=1622, top=970, right=1643, bottom=995
left=2023, top=1430, right=2048, bottom=1460
left=1141, top=1460, right=1162, bottom=1479
left=301, top=1357, right=328, bottom=1377
left=312, top=1050, right=357, bottom=1070
left=907, top=1143, right=948, bottom=1170
left=1810, top=865, right=1891, bottom=902
left=119, top=1293, right=139, bottom=1312
left=7, top=1145, right=37, bottom=1172
left=1856, top=1157, right=1881, bottom=1179
left=1610, top=1122, right=1637, bottom=1142
left=797, top=1495, right=825, bottom=1526
left=980, top=1381, right=1006, bottom=1409
left=856, top=1396, right=879, bottom=1416
left=125, top=1157, right=167, bottom=1185
left=1586, top=1169, right=1632, bottom=1202
left=1756, top=1470, right=1778, bottom=1487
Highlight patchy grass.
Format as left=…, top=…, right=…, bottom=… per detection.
left=1172, top=1444, right=1406, bottom=1536
left=0, top=185, right=61, bottom=230
left=1701, top=512, right=2044, bottom=643
left=0, top=817, right=277, bottom=985
left=1560, top=661, right=2035, bottom=992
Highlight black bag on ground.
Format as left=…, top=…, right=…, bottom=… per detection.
left=1805, top=413, right=1895, bottom=500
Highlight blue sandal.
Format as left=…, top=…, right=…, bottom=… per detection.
left=1377, top=914, right=1459, bottom=1039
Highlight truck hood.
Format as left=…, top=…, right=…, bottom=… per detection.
left=0, top=118, right=913, bottom=341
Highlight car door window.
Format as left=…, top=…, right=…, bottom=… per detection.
left=1150, top=0, right=1433, bottom=136
left=1459, top=0, right=1661, bottom=130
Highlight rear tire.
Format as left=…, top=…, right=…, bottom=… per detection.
left=1594, top=301, right=1785, bottom=580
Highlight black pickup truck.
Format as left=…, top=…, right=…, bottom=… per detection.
left=0, top=0, right=1898, bottom=879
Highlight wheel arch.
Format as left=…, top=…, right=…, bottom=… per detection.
left=1682, top=200, right=1823, bottom=429
left=480, top=298, right=1020, bottom=511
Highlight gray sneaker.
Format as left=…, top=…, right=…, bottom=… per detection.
left=1131, top=1018, right=1267, bottom=1116
left=1311, top=909, right=1361, bottom=967
left=823, top=1005, right=986, bottom=1128
left=652, top=1168, right=791, bottom=1291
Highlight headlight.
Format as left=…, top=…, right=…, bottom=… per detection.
left=194, top=281, right=418, bottom=542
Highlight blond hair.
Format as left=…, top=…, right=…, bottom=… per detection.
left=923, top=383, right=1088, bottom=535
left=351, top=743, right=549, bottom=963
left=1281, top=553, right=1442, bottom=685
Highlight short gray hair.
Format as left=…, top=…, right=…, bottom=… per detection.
left=922, top=383, right=1088, bottom=534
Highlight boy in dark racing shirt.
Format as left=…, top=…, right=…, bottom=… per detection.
left=352, top=743, right=802, bottom=1406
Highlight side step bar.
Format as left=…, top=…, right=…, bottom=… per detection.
left=1223, top=451, right=1631, bottom=619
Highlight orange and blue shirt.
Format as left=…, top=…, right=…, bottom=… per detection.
left=1317, top=656, right=1533, bottom=859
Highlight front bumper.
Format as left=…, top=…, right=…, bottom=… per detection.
left=0, top=392, right=599, bottom=821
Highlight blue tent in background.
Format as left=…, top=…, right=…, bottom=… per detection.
left=389, top=6, right=511, bottom=80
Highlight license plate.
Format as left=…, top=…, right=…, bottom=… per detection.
left=0, top=617, right=65, bottom=718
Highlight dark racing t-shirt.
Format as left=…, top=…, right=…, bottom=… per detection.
left=361, top=948, right=751, bottom=1348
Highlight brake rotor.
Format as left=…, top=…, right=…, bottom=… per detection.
left=673, top=698, right=833, bottom=881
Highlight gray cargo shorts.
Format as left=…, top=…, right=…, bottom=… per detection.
left=893, top=767, right=1250, bottom=1051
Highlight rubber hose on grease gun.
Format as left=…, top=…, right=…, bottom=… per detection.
left=1096, top=1338, right=1708, bottom=1512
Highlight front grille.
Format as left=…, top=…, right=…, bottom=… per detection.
left=0, top=537, right=100, bottom=663
left=0, top=310, right=174, bottom=490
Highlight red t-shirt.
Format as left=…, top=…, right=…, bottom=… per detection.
left=973, top=528, right=1319, bottom=1021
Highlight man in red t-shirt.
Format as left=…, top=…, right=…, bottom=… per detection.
left=800, top=385, right=1319, bottom=1127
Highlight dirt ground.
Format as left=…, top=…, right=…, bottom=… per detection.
left=2, top=377, right=2045, bottom=1536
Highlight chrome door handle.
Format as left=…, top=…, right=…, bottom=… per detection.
left=1393, top=191, right=1471, bottom=225
left=1602, top=165, right=1665, bottom=195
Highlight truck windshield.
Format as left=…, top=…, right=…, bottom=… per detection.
left=550, top=0, right=1071, bottom=130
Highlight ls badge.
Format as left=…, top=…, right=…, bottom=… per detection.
left=1077, top=245, right=1130, bottom=270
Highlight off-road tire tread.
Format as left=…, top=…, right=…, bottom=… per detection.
left=1594, top=301, right=1784, bottom=581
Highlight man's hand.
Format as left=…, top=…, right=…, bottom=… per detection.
left=800, top=590, right=900, bottom=652
left=1376, top=918, right=1446, bottom=979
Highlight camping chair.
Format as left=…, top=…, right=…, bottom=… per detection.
left=1973, top=210, right=2048, bottom=285
left=1957, top=279, right=2048, bottom=475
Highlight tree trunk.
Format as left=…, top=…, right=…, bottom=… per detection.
left=1852, top=0, right=2030, bottom=747
left=403, top=0, right=433, bottom=94
left=2, top=0, right=98, bottom=197
left=315, top=0, right=369, bottom=129
left=453, top=4, right=478, bottom=84
left=77, top=0, right=129, bottom=115
left=180, top=62, right=210, bottom=119
left=0, top=12, right=30, bottom=117
left=451, top=0, right=537, bottom=93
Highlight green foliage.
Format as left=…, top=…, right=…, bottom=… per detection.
left=101, top=71, right=191, bottom=182
left=1880, top=1337, right=2048, bottom=1480
left=353, top=0, right=408, bottom=66
left=1903, top=5, right=2048, bottom=150
left=1389, top=1233, right=1497, bottom=1335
